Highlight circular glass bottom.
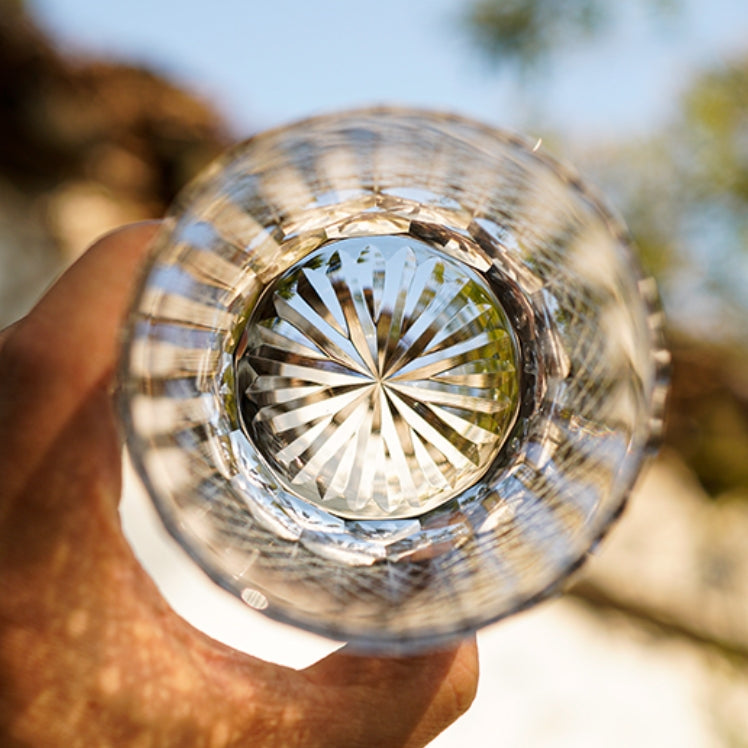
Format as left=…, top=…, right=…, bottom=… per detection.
left=236, top=235, right=521, bottom=519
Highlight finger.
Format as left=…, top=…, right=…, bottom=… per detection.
left=0, top=223, right=159, bottom=427
left=0, top=319, right=21, bottom=353
left=0, top=222, right=160, bottom=499
left=298, top=637, right=479, bottom=748
left=2, top=221, right=160, bottom=397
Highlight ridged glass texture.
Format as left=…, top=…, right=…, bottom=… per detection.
left=237, top=236, right=520, bottom=519
left=119, top=108, right=669, bottom=652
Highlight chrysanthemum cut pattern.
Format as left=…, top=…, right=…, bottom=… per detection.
left=238, top=237, right=520, bottom=519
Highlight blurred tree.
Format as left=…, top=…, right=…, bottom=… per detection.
left=577, top=70, right=748, bottom=496
left=582, top=58, right=748, bottom=345
left=465, top=0, right=680, bottom=72
left=467, top=0, right=605, bottom=70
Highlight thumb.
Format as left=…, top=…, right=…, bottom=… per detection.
left=298, top=638, right=479, bottom=748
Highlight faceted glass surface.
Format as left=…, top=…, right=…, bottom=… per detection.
left=236, top=236, right=520, bottom=519
left=119, top=108, right=669, bottom=652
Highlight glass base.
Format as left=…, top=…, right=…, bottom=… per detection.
left=236, top=235, right=520, bottom=519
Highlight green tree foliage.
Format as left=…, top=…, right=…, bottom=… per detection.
left=465, top=0, right=679, bottom=70
left=467, top=0, right=605, bottom=69
left=586, top=58, right=748, bottom=341
left=682, top=63, right=748, bottom=207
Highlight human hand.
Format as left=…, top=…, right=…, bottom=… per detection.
left=0, top=223, right=478, bottom=748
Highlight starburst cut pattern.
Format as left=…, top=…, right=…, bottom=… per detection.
left=238, top=236, right=520, bottom=519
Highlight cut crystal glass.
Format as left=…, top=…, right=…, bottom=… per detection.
left=118, top=108, right=669, bottom=652
left=236, top=236, right=520, bottom=519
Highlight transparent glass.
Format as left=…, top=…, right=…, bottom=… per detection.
left=119, top=108, right=669, bottom=652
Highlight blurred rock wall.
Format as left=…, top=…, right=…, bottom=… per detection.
left=0, top=0, right=229, bottom=326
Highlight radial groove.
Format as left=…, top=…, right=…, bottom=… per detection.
left=237, top=235, right=521, bottom=519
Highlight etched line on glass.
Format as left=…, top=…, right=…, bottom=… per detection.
left=237, top=235, right=521, bottom=519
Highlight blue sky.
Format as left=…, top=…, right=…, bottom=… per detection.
left=29, top=0, right=748, bottom=142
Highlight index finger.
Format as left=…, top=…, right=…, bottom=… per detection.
left=0, top=222, right=160, bottom=472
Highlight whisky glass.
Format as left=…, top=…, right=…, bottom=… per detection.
left=119, top=108, right=668, bottom=652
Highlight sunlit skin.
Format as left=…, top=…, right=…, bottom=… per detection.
left=0, top=223, right=478, bottom=747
